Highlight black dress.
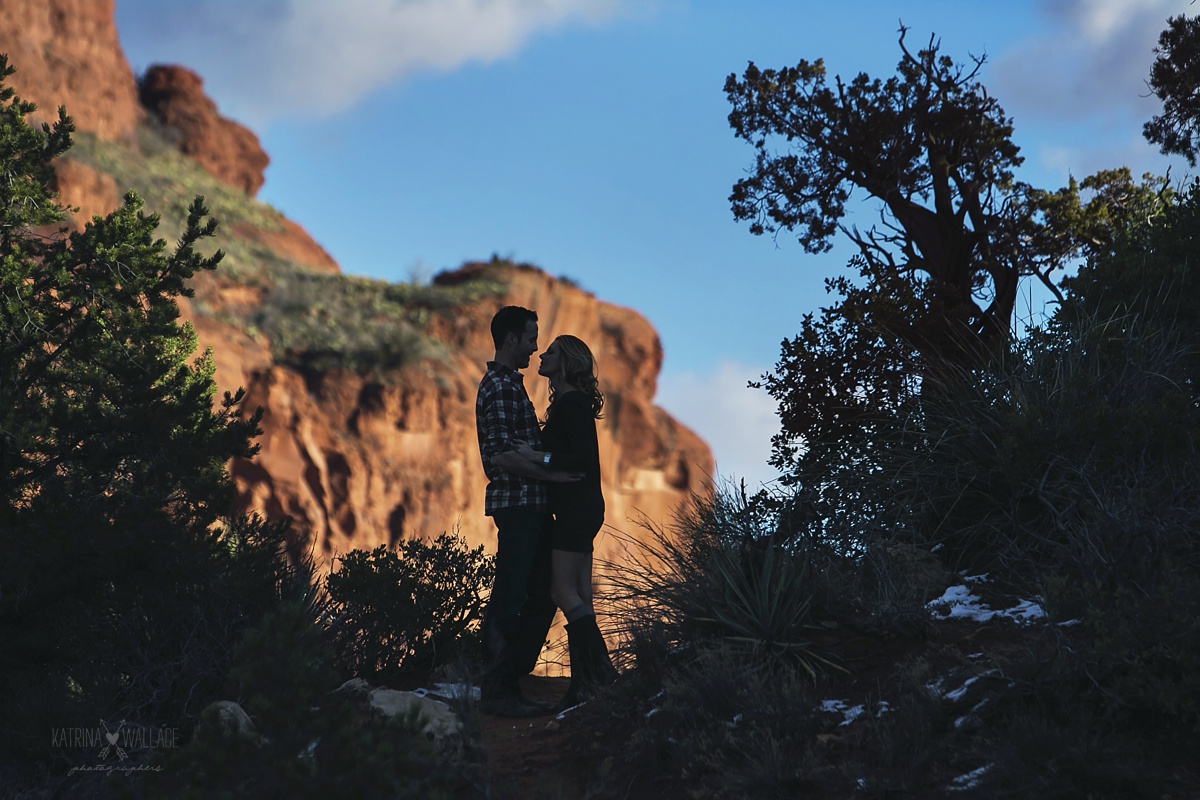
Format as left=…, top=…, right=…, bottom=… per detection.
left=541, top=390, right=604, bottom=553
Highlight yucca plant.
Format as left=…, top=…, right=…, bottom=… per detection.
left=692, top=533, right=845, bottom=678
left=603, top=484, right=847, bottom=680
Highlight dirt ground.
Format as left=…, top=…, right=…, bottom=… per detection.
left=477, top=675, right=591, bottom=799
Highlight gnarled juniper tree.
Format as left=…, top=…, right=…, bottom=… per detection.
left=727, top=27, right=1168, bottom=501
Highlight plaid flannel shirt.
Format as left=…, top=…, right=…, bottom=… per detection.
left=476, top=361, right=548, bottom=514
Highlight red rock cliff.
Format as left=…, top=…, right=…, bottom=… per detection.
left=0, top=1, right=269, bottom=197
left=0, top=0, right=333, bottom=265
left=220, top=263, right=713, bottom=566
left=0, top=0, right=142, bottom=141
left=139, top=65, right=270, bottom=197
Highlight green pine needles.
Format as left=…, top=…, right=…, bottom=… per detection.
left=0, top=52, right=271, bottom=786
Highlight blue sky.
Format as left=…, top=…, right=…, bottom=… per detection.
left=113, top=0, right=1190, bottom=490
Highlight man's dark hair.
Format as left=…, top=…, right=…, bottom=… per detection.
left=490, top=306, right=537, bottom=349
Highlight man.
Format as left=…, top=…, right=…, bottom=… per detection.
left=475, top=305, right=578, bottom=717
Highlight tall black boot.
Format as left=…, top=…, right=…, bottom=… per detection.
left=577, top=614, right=618, bottom=686
left=554, top=620, right=589, bottom=711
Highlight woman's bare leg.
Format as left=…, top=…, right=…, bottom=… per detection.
left=551, top=549, right=593, bottom=619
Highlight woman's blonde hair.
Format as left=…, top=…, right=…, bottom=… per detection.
left=548, top=334, right=604, bottom=419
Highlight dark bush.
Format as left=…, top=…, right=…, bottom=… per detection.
left=325, top=533, right=494, bottom=681
left=663, top=651, right=835, bottom=798
left=944, top=652, right=1176, bottom=800
left=881, top=312, right=1200, bottom=587
left=0, top=513, right=322, bottom=798
left=1046, top=567, right=1200, bottom=736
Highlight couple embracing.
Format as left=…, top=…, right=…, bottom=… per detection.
left=474, top=305, right=617, bottom=717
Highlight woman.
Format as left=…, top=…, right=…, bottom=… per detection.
left=516, top=334, right=617, bottom=709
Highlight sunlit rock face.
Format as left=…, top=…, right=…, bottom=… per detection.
left=219, top=261, right=714, bottom=569
left=0, top=0, right=143, bottom=143
left=138, top=64, right=270, bottom=197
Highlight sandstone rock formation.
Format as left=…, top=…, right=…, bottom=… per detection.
left=218, top=262, right=712, bottom=570
left=0, top=0, right=337, bottom=264
left=229, top=218, right=341, bottom=275
left=0, top=0, right=142, bottom=142
left=139, top=65, right=270, bottom=197
left=0, top=0, right=269, bottom=198
left=47, top=159, right=121, bottom=224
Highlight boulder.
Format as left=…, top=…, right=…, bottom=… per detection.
left=368, top=688, right=464, bottom=756
left=139, top=64, right=269, bottom=196
left=197, top=700, right=258, bottom=742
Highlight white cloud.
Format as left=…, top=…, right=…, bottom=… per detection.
left=1049, top=0, right=1168, bottom=42
left=655, top=361, right=783, bottom=492
left=985, top=0, right=1195, bottom=183
left=116, top=0, right=625, bottom=127
left=993, top=0, right=1189, bottom=122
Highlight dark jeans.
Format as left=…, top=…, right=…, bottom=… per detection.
left=480, top=506, right=556, bottom=698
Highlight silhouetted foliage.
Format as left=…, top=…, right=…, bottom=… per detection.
left=568, top=19, right=1200, bottom=798
left=1145, top=14, right=1200, bottom=165
left=152, top=604, right=481, bottom=800
left=749, top=255, right=924, bottom=508
left=731, top=29, right=1171, bottom=500
left=326, top=534, right=494, bottom=681
left=603, top=486, right=858, bottom=681
left=728, top=27, right=1035, bottom=360
left=1058, top=178, right=1200, bottom=402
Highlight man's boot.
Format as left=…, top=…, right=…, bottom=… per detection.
left=479, top=619, right=550, bottom=718
left=510, top=599, right=557, bottom=676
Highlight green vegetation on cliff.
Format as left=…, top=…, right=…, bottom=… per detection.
left=65, top=125, right=505, bottom=379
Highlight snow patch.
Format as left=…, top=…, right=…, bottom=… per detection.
left=928, top=581, right=1047, bottom=623
left=948, top=763, right=991, bottom=791
left=945, top=676, right=979, bottom=702
left=819, top=699, right=891, bottom=727
left=412, top=682, right=479, bottom=702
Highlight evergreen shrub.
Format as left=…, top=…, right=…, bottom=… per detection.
left=0, top=56, right=330, bottom=795
left=325, top=533, right=494, bottom=681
